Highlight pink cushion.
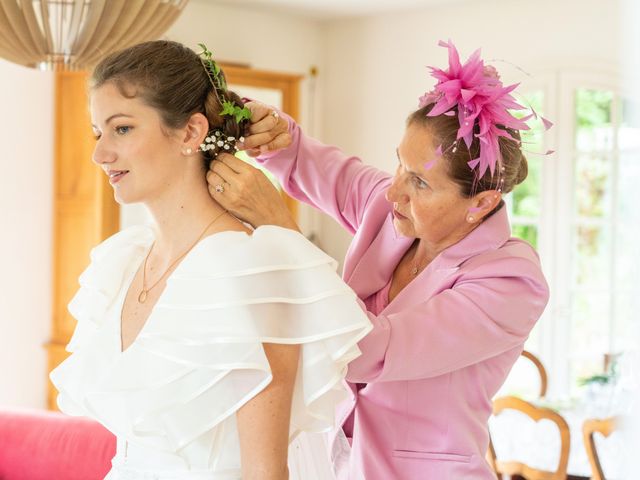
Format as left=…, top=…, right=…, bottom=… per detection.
left=0, top=408, right=115, bottom=480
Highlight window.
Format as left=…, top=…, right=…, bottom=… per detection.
left=508, top=90, right=545, bottom=251
left=505, top=85, right=552, bottom=358
left=568, top=87, right=639, bottom=392
left=506, top=71, right=639, bottom=396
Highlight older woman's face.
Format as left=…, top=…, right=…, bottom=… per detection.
left=386, top=123, right=474, bottom=246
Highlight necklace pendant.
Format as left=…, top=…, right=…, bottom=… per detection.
left=138, top=290, right=148, bottom=303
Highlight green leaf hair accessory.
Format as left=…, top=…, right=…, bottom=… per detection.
left=198, top=43, right=227, bottom=92
left=221, top=100, right=251, bottom=124
left=198, top=43, right=251, bottom=125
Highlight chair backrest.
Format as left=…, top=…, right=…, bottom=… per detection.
left=582, top=417, right=617, bottom=480
left=489, top=395, right=570, bottom=480
left=520, top=350, right=548, bottom=398
left=487, top=350, right=549, bottom=476
left=495, top=350, right=548, bottom=401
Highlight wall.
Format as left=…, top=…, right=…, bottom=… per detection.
left=318, top=0, right=621, bottom=263
left=0, top=60, right=53, bottom=408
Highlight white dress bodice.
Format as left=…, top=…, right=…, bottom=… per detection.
left=50, top=225, right=371, bottom=479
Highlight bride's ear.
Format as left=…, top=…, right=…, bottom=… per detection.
left=181, top=112, right=209, bottom=154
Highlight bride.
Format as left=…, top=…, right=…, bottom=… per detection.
left=50, top=40, right=371, bottom=480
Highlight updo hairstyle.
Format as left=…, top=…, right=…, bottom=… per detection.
left=91, top=40, right=246, bottom=167
left=408, top=103, right=528, bottom=218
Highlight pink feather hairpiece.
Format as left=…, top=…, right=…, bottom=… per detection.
left=418, top=40, right=553, bottom=179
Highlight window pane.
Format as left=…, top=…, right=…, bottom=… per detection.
left=569, top=291, right=611, bottom=388
left=575, top=89, right=614, bottom=151
left=619, top=98, right=640, bottom=150
left=512, top=156, right=542, bottom=218
left=575, top=154, right=612, bottom=218
left=573, top=225, right=611, bottom=288
left=613, top=292, right=636, bottom=352
left=511, top=90, right=544, bottom=220
left=617, top=152, right=640, bottom=219
left=518, top=90, right=545, bottom=152
left=512, top=224, right=538, bottom=249
left=615, top=223, right=636, bottom=290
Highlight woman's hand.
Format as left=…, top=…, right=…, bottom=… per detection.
left=241, top=101, right=292, bottom=157
left=207, top=153, right=299, bottom=231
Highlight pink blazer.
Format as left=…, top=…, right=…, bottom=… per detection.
left=257, top=116, right=549, bottom=480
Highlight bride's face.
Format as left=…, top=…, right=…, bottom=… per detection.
left=90, top=82, right=184, bottom=205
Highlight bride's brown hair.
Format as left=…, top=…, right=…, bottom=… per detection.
left=91, top=40, right=246, bottom=166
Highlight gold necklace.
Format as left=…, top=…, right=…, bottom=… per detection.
left=410, top=244, right=428, bottom=276
left=411, top=263, right=421, bottom=276
left=138, top=210, right=227, bottom=303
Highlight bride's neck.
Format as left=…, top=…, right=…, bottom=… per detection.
left=144, top=174, right=226, bottom=258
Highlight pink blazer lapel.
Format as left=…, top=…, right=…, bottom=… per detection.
left=382, top=265, right=461, bottom=315
left=345, top=213, right=412, bottom=300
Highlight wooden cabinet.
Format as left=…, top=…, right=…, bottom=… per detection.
left=46, top=71, right=119, bottom=410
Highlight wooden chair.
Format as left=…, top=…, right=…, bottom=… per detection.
left=521, top=350, right=548, bottom=398
left=582, top=417, right=617, bottom=480
left=488, top=395, right=570, bottom=480
left=487, top=350, right=549, bottom=476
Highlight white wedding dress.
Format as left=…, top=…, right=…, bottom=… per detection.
left=50, top=225, right=370, bottom=480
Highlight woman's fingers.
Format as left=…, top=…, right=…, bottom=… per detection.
left=209, top=160, right=238, bottom=184
left=238, top=101, right=289, bottom=154
left=206, top=153, right=298, bottom=231
left=262, top=132, right=292, bottom=152
left=245, top=101, right=272, bottom=122
left=208, top=154, right=259, bottom=205
left=242, top=130, right=292, bottom=152
left=215, top=152, right=254, bottom=174
left=248, top=110, right=281, bottom=135
left=241, top=132, right=275, bottom=150
left=206, top=170, right=229, bottom=197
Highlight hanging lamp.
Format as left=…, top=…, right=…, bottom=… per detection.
left=0, top=0, right=189, bottom=71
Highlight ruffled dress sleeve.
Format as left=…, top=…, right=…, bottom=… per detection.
left=50, top=225, right=371, bottom=468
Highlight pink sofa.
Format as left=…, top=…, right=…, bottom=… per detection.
left=0, top=408, right=115, bottom=480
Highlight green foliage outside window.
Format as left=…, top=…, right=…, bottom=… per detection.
left=509, top=91, right=545, bottom=248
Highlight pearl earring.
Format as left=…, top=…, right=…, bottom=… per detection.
left=468, top=216, right=475, bottom=222
left=186, top=147, right=193, bottom=155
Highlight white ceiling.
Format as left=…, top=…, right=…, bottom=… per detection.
left=202, top=0, right=467, bottom=20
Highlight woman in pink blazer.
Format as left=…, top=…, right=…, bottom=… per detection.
left=208, top=42, right=550, bottom=480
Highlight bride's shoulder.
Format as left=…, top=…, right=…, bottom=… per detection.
left=89, top=225, right=154, bottom=261
left=187, top=225, right=337, bottom=273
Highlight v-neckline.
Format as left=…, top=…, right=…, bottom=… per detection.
left=117, top=240, right=155, bottom=354
left=116, top=227, right=257, bottom=354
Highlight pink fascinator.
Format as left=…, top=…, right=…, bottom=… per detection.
left=419, top=40, right=550, bottom=178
